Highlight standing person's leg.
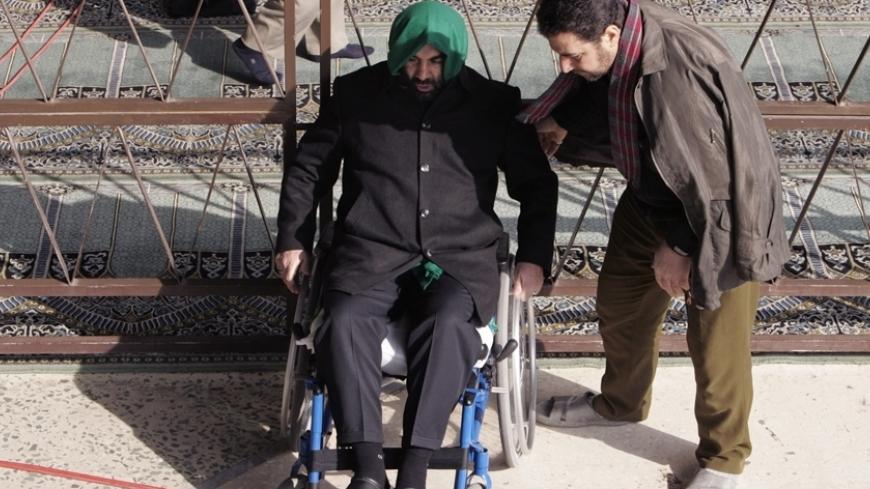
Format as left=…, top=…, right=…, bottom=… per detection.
left=538, top=190, right=671, bottom=427
left=537, top=191, right=673, bottom=426
left=686, top=281, right=758, bottom=481
left=240, top=0, right=317, bottom=60
left=298, top=0, right=373, bottom=61
left=592, top=192, right=674, bottom=422
left=315, top=278, right=400, bottom=488
left=235, top=0, right=313, bottom=83
left=397, top=274, right=482, bottom=489
left=301, top=0, right=350, bottom=55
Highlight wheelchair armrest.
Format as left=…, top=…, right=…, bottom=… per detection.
left=497, top=232, right=510, bottom=265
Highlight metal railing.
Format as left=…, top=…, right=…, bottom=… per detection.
left=1, top=0, right=869, bottom=354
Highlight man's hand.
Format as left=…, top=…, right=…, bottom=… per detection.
left=652, top=241, right=691, bottom=298
left=513, top=262, right=545, bottom=302
left=534, top=116, right=568, bottom=158
left=275, top=249, right=310, bottom=295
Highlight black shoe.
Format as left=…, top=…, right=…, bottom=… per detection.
left=347, top=476, right=387, bottom=489
left=232, top=38, right=283, bottom=85
left=297, top=43, right=374, bottom=62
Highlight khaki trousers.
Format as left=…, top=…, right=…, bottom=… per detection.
left=592, top=190, right=758, bottom=474
left=240, top=0, right=349, bottom=61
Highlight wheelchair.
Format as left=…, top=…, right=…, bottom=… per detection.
left=279, top=230, right=537, bottom=488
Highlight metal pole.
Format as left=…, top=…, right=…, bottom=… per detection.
left=0, top=0, right=50, bottom=100
left=345, top=0, right=371, bottom=67
left=116, top=0, right=166, bottom=101
left=741, top=0, right=777, bottom=70
left=788, top=130, right=845, bottom=245
left=190, top=126, right=235, bottom=254
left=803, top=0, right=840, bottom=102
left=232, top=125, right=277, bottom=251
left=505, top=0, right=541, bottom=85
left=4, top=128, right=72, bottom=284
left=166, top=0, right=206, bottom=99
left=837, top=35, right=870, bottom=105
left=116, top=127, right=180, bottom=279
left=459, top=0, right=492, bottom=80
left=551, top=167, right=605, bottom=279
left=50, top=0, right=87, bottom=100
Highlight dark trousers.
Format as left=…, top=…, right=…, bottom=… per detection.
left=593, top=190, right=758, bottom=474
left=315, top=270, right=483, bottom=450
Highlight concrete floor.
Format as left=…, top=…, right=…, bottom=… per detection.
left=0, top=358, right=867, bottom=489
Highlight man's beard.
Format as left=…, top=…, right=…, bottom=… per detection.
left=577, top=44, right=616, bottom=82
left=402, top=72, right=443, bottom=100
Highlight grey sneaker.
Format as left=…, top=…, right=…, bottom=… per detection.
left=686, top=468, right=740, bottom=489
left=536, top=391, right=631, bottom=427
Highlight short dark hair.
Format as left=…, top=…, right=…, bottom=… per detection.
left=536, top=0, right=626, bottom=42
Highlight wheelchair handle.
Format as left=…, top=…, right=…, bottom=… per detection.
left=495, top=339, right=518, bottom=363
left=496, top=232, right=510, bottom=264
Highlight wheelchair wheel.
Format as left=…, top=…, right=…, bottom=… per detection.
left=519, top=299, right=537, bottom=449
left=280, top=279, right=314, bottom=451
left=280, top=340, right=311, bottom=451
left=495, top=258, right=537, bottom=467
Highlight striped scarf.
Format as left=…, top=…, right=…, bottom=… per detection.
left=515, top=72, right=577, bottom=125
left=608, top=0, right=644, bottom=185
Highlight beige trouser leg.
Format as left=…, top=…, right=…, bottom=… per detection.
left=687, top=280, right=757, bottom=474
left=240, top=0, right=349, bottom=61
left=593, top=190, right=757, bottom=474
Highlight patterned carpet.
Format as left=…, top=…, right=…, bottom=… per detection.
left=4, top=0, right=870, bottom=25
left=2, top=0, right=870, bottom=351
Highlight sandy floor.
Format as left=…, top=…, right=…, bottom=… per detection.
left=0, top=359, right=867, bottom=488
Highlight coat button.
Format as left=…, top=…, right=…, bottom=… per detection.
left=424, top=249, right=433, bottom=258
left=420, top=163, right=430, bottom=173
left=420, top=209, right=430, bottom=218
left=421, top=122, right=431, bottom=130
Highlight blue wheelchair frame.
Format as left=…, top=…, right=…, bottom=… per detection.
left=288, top=355, right=499, bottom=489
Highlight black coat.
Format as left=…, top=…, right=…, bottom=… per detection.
left=276, top=62, right=557, bottom=320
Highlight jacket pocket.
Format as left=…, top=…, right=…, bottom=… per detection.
left=709, top=126, right=726, bottom=153
left=716, top=200, right=731, bottom=231
left=709, top=199, right=733, bottom=269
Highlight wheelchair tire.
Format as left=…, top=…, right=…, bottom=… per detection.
left=506, top=293, right=537, bottom=453
left=522, top=299, right=537, bottom=450
left=280, top=249, right=326, bottom=450
left=280, top=340, right=312, bottom=451
left=495, top=257, right=537, bottom=467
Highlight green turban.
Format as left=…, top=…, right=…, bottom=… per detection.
left=387, top=1, right=469, bottom=81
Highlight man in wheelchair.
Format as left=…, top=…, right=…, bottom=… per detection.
left=274, top=2, right=557, bottom=487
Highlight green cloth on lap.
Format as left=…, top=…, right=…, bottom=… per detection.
left=413, top=260, right=444, bottom=290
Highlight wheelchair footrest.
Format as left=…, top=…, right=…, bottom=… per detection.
left=309, top=446, right=468, bottom=472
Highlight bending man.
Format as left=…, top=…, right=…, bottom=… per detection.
left=529, top=1, right=788, bottom=488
